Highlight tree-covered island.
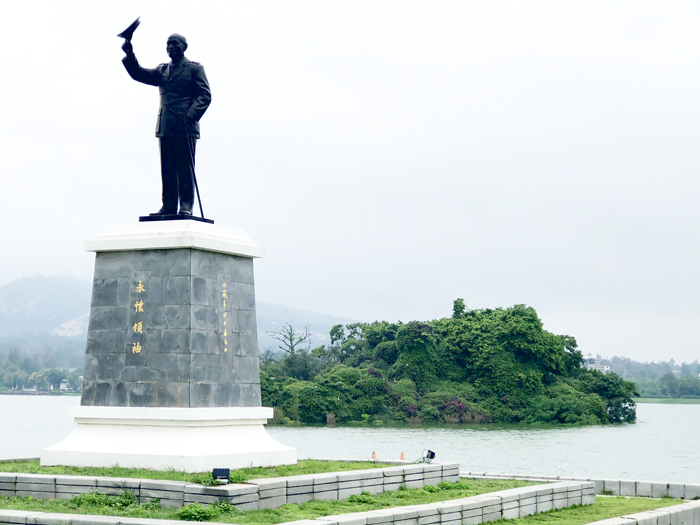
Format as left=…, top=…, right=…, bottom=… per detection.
left=261, top=301, right=638, bottom=426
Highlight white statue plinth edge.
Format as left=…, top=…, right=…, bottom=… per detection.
left=41, top=406, right=296, bottom=472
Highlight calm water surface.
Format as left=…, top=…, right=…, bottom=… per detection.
left=1, top=397, right=697, bottom=484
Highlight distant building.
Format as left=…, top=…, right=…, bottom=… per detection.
left=582, top=354, right=610, bottom=374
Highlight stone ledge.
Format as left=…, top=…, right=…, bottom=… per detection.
left=298, top=481, right=592, bottom=525
left=585, top=500, right=700, bottom=525
left=84, top=222, right=264, bottom=259
left=461, top=471, right=700, bottom=500
left=0, top=510, right=192, bottom=525
left=0, top=462, right=457, bottom=511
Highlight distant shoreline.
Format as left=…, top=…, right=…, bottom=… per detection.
left=636, top=397, right=700, bottom=404
left=0, top=391, right=80, bottom=396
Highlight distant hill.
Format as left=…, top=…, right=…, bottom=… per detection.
left=0, top=276, right=91, bottom=336
left=0, top=275, right=356, bottom=354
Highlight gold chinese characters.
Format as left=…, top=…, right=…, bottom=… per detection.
left=132, top=282, right=146, bottom=353
left=222, top=283, right=228, bottom=353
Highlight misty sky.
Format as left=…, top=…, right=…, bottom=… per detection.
left=2, top=1, right=699, bottom=363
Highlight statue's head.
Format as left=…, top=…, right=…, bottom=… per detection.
left=166, top=34, right=188, bottom=60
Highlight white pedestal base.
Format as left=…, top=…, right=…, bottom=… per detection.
left=41, top=406, right=296, bottom=473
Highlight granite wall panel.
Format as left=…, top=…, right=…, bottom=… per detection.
left=80, top=248, right=261, bottom=408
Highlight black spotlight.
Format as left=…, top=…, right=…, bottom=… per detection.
left=422, top=449, right=436, bottom=463
left=212, top=468, right=230, bottom=484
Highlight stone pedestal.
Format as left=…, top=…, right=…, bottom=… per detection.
left=41, top=221, right=296, bottom=471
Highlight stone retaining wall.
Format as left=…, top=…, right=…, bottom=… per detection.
left=314, top=480, right=594, bottom=525
left=585, top=499, right=700, bottom=525
left=460, top=472, right=700, bottom=500
left=0, top=463, right=460, bottom=510
left=0, top=480, right=594, bottom=525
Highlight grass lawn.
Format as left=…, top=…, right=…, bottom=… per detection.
left=508, top=496, right=680, bottom=525
left=636, top=398, right=700, bottom=404
left=0, top=460, right=391, bottom=485
left=0, top=479, right=536, bottom=523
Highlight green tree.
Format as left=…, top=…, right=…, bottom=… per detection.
left=7, top=348, right=21, bottom=365
left=283, top=381, right=333, bottom=423
left=659, top=373, right=679, bottom=397
left=363, top=321, right=400, bottom=348
left=324, top=323, right=373, bottom=366
left=374, top=341, right=399, bottom=366
left=579, top=370, right=638, bottom=423
left=2, top=362, right=27, bottom=390
left=452, top=298, right=467, bottom=319
left=19, top=356, right=40, bottom=375
left=390, top=322, right=438, bottom=390
left=66, top=370, right=83, bottom=391
left=28, top=370, right=49, bottom=391
left=677, top=376, right=700, bottom=397
left=386, top=378, right=419, bottom=421
left=281, top=348, right=321, bottom=381
left=45, top=368, right=66, bottom=390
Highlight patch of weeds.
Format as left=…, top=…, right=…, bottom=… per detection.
left=178, top=502, right=216, bottom=521
left=70, top=491, right=110, bottom=507
left=229, top=471, right=249, bottom=484
left=143, top=498, right=162, bottom=511
left=70, top=489, right=139, bottom=510
left=423, top=482, right=457, bottom=494
left=211, top=501, right=241, bottom=515
left=347, top=492, right=378, bottom=504
left=190, top=472, right=220, bottom=487
left=116, top=490, right=138, bottom=508
left=391, top=489, right=412, bottom=499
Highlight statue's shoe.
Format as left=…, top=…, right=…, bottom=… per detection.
left=178, top=208, right=193, bottom=216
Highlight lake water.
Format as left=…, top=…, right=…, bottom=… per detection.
left=1, top=396, right=697, bottom=484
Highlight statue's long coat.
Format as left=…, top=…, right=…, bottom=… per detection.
left=122, top=54, right=212, bottom=138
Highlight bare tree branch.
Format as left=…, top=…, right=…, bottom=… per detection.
left=267, top=323, right=312, bottom=355
left=259, top=347, right=278, bottom=366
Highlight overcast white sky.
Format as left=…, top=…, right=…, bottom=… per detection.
left=2, top=1, right=699, bottom=363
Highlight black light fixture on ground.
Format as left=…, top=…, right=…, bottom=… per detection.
left=212, top=468, right=230, bottom=484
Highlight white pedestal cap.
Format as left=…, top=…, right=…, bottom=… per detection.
left=85, top=221, right=264, bottom=258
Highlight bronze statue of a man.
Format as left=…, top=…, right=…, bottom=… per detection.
left=121, top=34, right=212, bottom=217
